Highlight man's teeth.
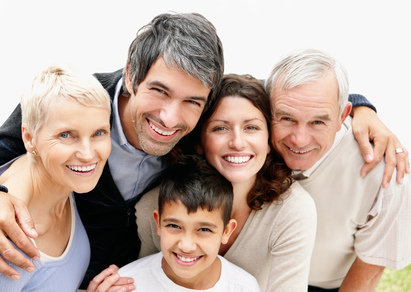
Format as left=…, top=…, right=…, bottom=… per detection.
left=149, top=121, right=176, bottom=136
left=224, top=156, right=251, bottom=164
left=176, top=254, right=201, bottom=263
left=68, top=164, right=96, bottom=172
left=289, top=148, right=310, bottom=154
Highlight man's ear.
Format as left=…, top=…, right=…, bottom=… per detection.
left=337, top=102, right=353, bottom=131
left=221, top=219, right=237, bottom=244
left=125, top=64, right=134, bottom=95
left=22, top=123, right=35, bottom=153
left=153, top=210, right=161, bottom=236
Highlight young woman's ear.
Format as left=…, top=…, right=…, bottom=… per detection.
left=22, top=123, right=36, bottom=154
left=194, top=143, right=204, bottom=155
left=221, top=219, right=237, bottom=244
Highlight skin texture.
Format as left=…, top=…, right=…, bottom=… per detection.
left=339, top=257, right=385, bottom=292
left=198, top=96, right=270, bottom=185
left=23, top=99, right=111, bottom=195
left=153, top=201, right=236, bottom=290
left=270, top=72, right=351, bottom=171
left=120, top=57, right=210, bottom=156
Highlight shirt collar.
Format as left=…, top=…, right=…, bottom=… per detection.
left=111, top=78, right=132, bottom=147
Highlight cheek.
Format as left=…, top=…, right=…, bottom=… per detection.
left=184, top=110, right=203, bottom=131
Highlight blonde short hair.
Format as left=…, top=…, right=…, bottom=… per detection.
left=21, top=64, right=111, bottom=137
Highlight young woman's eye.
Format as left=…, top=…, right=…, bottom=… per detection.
left=212, top=126, right=227, bottom=132
left=246, top=125, right=258, bottom=131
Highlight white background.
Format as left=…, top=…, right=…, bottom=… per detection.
left=1, top=0, right=410, bottom=149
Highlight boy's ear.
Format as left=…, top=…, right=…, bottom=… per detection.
left=22, top=123, right=35, bottom=153
left=153, top=210, right=161, bottom=236
left=221, top=219, right=237, bottom=244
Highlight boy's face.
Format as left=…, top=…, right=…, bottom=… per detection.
left=153, top=200, right=236, bottom=288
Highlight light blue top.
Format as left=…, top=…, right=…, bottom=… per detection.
left=0, top=194, right=90, bottom=292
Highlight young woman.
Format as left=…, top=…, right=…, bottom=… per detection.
left=0, top=64, right=112, bottom=291
left=135, top=74, right=316, bottom=291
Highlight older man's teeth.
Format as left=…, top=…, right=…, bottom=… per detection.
left=68, top=164, right=97, bottom=172
left=149, top=121, right=176, bottom=136
left=290, top=148, right=310, bottom=154
left=224, top=156, right=251, bottom=164
left=176, top=254, right=201, bottom=263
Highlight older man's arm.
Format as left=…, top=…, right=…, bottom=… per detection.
left=339, top=257, right=385, bottom=292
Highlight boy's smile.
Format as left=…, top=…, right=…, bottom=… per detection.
left=153, top=200, right=236, bottom=289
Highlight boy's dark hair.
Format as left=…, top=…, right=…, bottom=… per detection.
left=158, top=154, right=233, bottom=226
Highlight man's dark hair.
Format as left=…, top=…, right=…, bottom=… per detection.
left=122, top=12, right=224, bottom=110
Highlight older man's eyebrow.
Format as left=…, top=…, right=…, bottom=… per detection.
left=314, top=114, right=332, bottom=121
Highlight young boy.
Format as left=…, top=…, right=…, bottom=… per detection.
left=94, top=155, right=261, bottom=291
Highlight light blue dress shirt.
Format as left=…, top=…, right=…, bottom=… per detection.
left=108, top=79, right=168, bottom=202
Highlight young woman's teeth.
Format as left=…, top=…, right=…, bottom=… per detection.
left=68, top=164, right=96, bottom=172
left=149, top=121, right=176, bottom=136
left=224, top=156, right=251, bottom=164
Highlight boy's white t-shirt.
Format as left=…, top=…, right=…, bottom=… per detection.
left=119, top=252, right=261, bottom=291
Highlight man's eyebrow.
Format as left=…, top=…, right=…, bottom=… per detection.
left=274, top=109, right=290, bottom=117
left=147, top=80, right=208, bottom=103
left=274, top=110, right=331, bottom=121
left=314, top=114, right=331, bottom=121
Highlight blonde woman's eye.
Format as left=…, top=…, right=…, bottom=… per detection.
left=60, top=133, right=70, bottom=138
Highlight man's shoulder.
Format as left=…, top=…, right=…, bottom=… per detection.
left=93, top=69, right=123, bottom=100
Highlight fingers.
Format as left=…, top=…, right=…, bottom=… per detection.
left=0, top=193, right=39, bottom=279
left=87, top=265, right=135, bottom=292
left=393, top=143, right=409, bottom=185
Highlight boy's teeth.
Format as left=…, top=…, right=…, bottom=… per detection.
left=176, top=254, right=201, bottom=262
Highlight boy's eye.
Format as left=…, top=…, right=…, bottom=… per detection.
left=199, top=227, right=212, bottom=233
left=166, top=224, right=180, bottom=229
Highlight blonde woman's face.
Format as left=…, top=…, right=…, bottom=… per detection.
left=33, top=98, right=111, bottom=194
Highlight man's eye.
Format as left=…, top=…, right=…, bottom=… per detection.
left=188, top=100, right=201, bottom=107
left=199, top=228, right=212, bottom=232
